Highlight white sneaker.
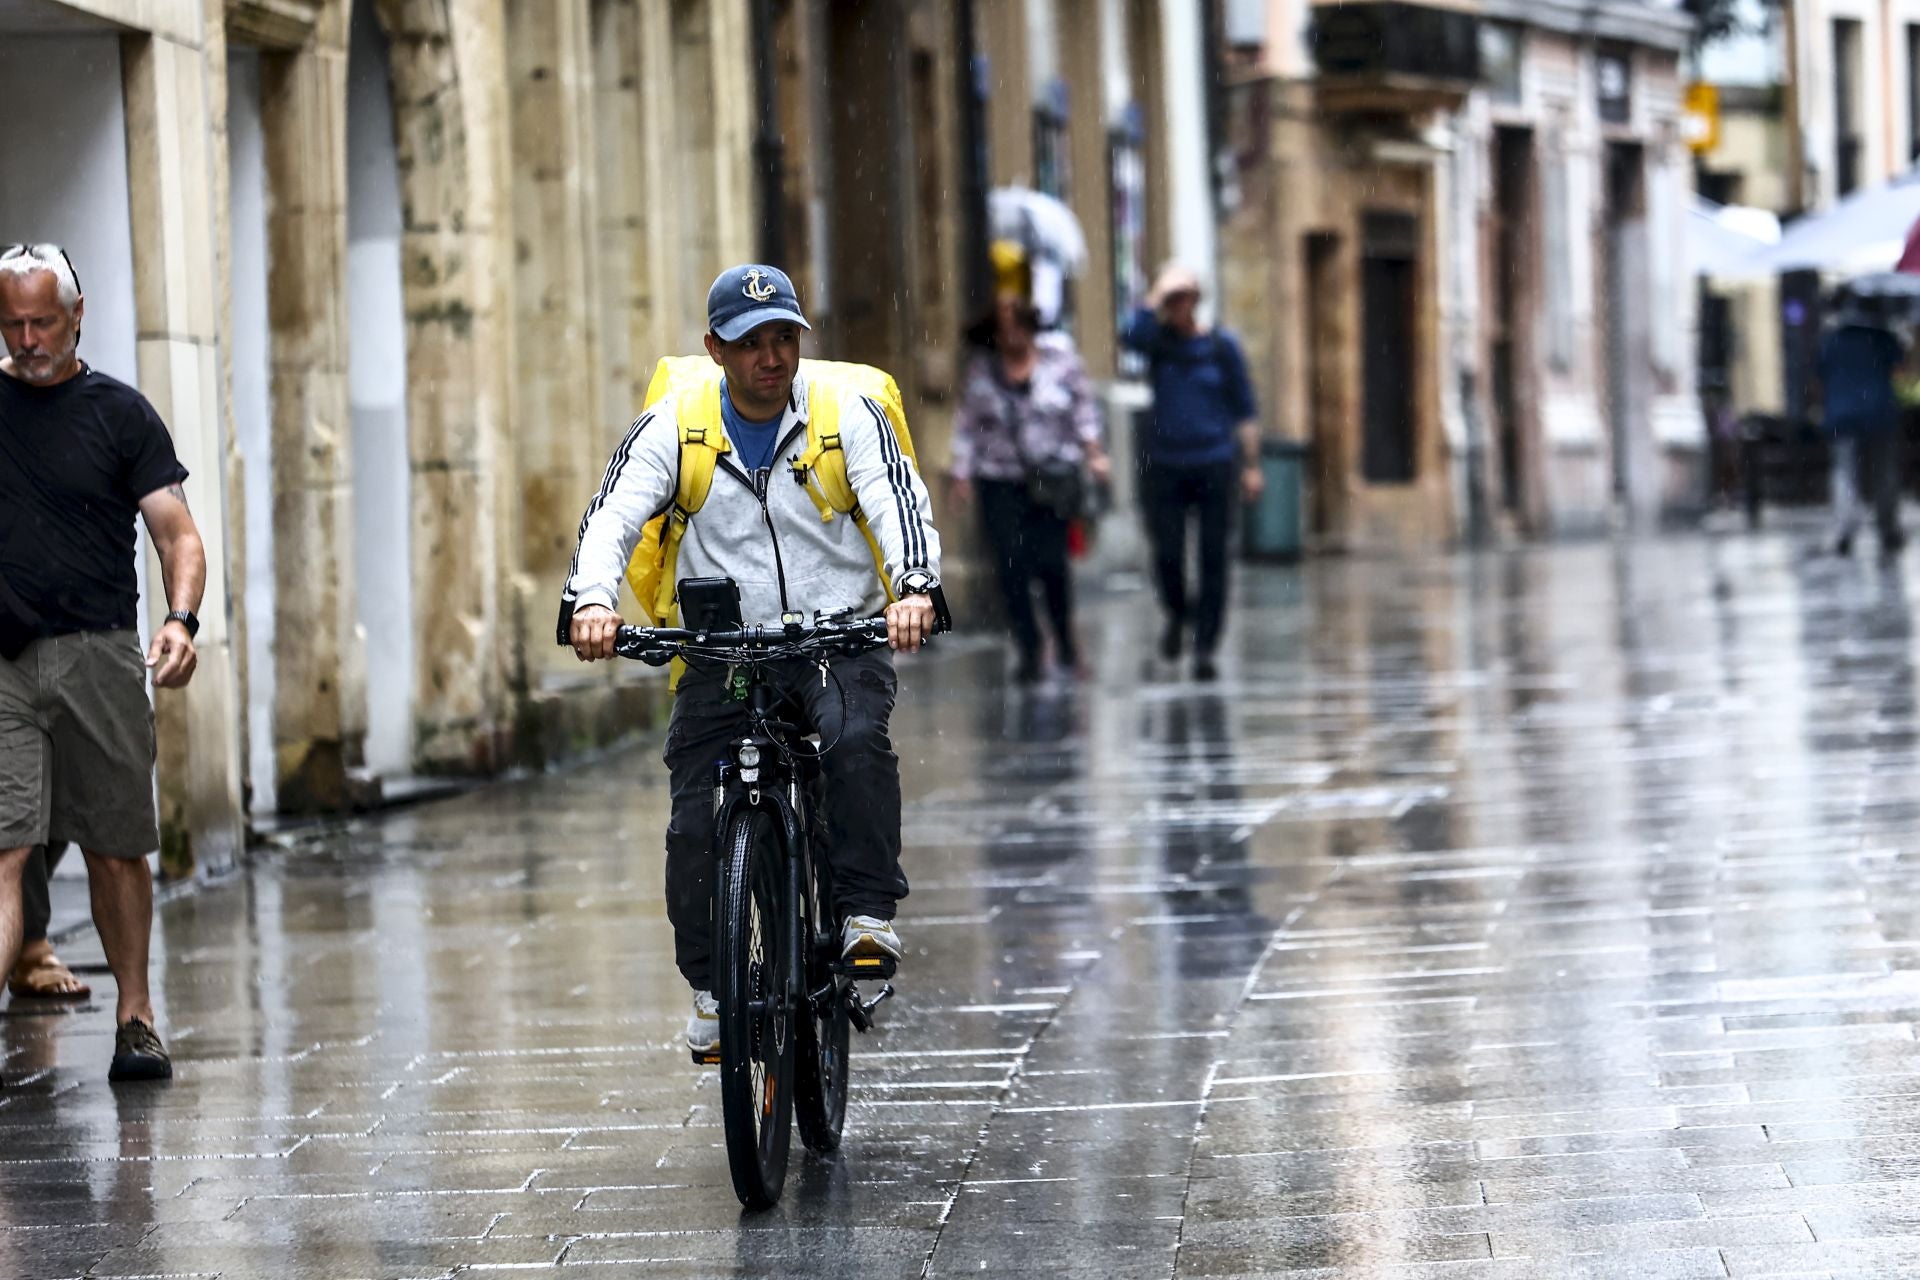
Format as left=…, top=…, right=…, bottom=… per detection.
left=686, top=990, right=720, bottom=1058
left=840, top=914, right=904, bottom=963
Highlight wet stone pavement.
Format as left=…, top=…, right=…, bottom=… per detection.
left=17, top=534, right=1920, bottom=1276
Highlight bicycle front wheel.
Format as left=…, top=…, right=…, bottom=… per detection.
left=718, top=806, right=794, bottom=1209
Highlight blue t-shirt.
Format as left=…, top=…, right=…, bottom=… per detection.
left=1820, top=324, right=1905, bottom=438
left=1121, top=308, right=1257, bottom=466
left=721, top=382, right=784, bottom=472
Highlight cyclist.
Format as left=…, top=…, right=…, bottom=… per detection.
left=564, top=264, right=943, bottom=1058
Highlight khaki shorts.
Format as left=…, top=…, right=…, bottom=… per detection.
left=0, top=630, right=158, bottom=858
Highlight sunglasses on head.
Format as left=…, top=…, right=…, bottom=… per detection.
left=1, top=243, right=82, bottom=296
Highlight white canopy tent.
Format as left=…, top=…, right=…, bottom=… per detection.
left=1746, top=168, right=1920, bottom=276
left=1689, top=197, right=1779, bottom=279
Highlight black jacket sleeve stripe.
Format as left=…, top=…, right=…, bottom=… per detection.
left=864, top=397, right=926, bottom=570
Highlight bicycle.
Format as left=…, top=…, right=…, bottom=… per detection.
left=611, top=610, right=915, bottom=1209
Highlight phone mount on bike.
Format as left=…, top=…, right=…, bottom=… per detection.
left=677, top=576, right=743, bottom=632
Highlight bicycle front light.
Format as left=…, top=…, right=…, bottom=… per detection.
left=736, top=742, right=761, bottom=769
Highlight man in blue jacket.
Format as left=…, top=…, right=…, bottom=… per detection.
left=1818, top=290, right=1908, bottom=557
left=1123, top=264, right=1262, bottom=681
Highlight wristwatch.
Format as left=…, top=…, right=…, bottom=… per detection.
left=165, top=609, right=200, bottom=639
left=897, top=571, right=939, bottom=597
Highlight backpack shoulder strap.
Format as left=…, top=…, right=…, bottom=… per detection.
left=672, top=379, right=727, bottom=516
left=789, top=375, right=855, bottom=522
left=649, top=382, right=726, bottom=622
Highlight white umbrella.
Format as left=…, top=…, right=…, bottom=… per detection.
left=1751, top=168, right=1920, bottom=275
left=988, top=186, right=1088, bottom=272
left=1688, top=197, right=1778, bottom=279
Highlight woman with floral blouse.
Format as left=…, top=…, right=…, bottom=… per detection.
left=949, top=296, right=1111, bottom=682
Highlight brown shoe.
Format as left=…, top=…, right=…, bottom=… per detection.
left=108, top=1018, right=172, bottom=1082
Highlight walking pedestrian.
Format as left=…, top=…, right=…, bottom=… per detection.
left=1818, top=288, right=1908, bottom=557
left=9, top=844, right=89, bottom=1000
left=1123, top=264, right=1262, bottom=682
left=0, top=243, right=206, bottom=1083
left=949, top=295, right=1110, bottom=682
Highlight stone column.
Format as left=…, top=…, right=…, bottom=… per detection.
left=902, top=0, right=966, bottom=423
left=638, top=0, right=687, bottom=355
left=1125, top=0, right=1169, bottom=274
left=590, top=0, right=661, bottom=422
left=826, top=0, right=915, bottom=379
left=978, top=0, right=1035, bottom=186
left=766, top=0, right=840, bottom=350
left=1058, top=0, right=1117, bottom=378
left=507, top=0, right=608, bottom=687
left=1155, top=0, right=1217, bottom=301
left=121, top=28, right=248, bottom=873
left=707, top=0, right=757, bottom=268
left=256, top=12, right=370, bottom=812
left=375, top=0, right=513, bottom=772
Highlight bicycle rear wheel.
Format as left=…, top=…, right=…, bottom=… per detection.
left=796, top=858, right=851, bottom=1152
left=718, top=806, right=793, bottom=1209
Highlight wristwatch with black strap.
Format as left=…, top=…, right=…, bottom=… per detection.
left=895, top=572, right=952, bottom=635
left=897, top=571, right=938, bottom=597
left=165, top=609, right=199, bottom=639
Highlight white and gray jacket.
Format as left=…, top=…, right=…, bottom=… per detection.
left=566, top=368, right=942, bottom=628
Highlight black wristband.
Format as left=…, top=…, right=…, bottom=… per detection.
left=165, top=609, right=199, bottom=639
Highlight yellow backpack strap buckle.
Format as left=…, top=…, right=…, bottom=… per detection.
left=788, top=427, right=846, bottom=522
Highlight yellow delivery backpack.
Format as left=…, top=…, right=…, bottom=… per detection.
left=623, top=355, right=918, bottom=626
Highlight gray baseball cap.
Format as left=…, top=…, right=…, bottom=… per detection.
left=707, top=264, right=811, bottom=342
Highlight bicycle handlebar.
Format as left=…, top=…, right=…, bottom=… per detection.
left=613, top=616, right=891, bottom=665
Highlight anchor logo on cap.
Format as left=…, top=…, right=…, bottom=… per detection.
left=742, top=269, right=777, bottom=303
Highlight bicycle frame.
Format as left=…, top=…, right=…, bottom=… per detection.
left=706, top=669, right=824, bottom=1035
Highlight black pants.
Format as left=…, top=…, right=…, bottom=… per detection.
left=22, top=843, right=63, bottom=945
left=977, top=479, right=1076, bottom=668
left=662, top=649, right=907, bottom=991
left=1831, top=431, right=1906, bottom=549
left=1143, top=461, right=1236, bottom=655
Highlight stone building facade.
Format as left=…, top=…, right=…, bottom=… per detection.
left=1218, top=0, right=1704, bottom=548
left=0, top=0, right=1205, bottom=870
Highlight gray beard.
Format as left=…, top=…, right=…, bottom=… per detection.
left=7, top=335, right=78, bottom=385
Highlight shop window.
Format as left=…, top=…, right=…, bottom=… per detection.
left=1481, top=22, right=1523, bottom=106
left=1596, top=47, right=1632, bottom=125
left=1033, top=78, right=1071, bottom=201
left=1835, top=19, right=1864, bottom=194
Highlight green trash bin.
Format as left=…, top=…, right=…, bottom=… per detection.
left=1241, top=438, right=1309, bottom=561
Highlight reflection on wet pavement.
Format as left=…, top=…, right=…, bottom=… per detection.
left=14, top=536, right=1920, bottom=1275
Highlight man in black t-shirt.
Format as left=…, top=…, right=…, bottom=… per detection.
left=0, top=243, right=207, bottom=1084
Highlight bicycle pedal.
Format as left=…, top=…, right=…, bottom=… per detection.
left=845, top=982, right=894, bottom=1033
left=833, top=954, right=897, bottom=979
